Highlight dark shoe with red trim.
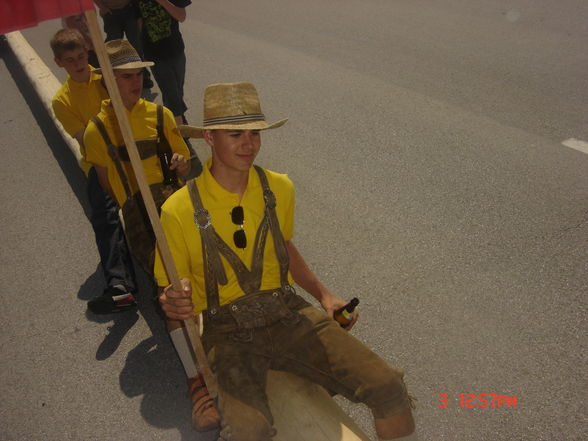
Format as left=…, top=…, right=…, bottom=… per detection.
left=87, top=285, right=137, bottom=314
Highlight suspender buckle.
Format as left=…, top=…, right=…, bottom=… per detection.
left=194, top=208, right=212, bottom=229
left=263, top=189, right=276, bottom=209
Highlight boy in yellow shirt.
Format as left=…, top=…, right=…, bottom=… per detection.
left=84, top=39, right=190, bottom=274
left=156, top=82, right=417, bottom=439
left=51, top=29, right=138, bottom=314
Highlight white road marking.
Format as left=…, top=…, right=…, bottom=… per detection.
left=562, top=138, right=588, bottom=155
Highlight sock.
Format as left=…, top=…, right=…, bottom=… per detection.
left=169, top=327, right=199, bottom=378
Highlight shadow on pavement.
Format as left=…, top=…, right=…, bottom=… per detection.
left=119, top=335, right=219, bottom=441
left=115, top=270, right=219, bottom=439
left=79, top=261, right=166, bottom=361
left=0, top=35, right=90, bottom=217
left=95, top=312, right=140, bottom=360
left=80, top=262, right=215, bottom=438
left=1, top=35, right=213, bottom=439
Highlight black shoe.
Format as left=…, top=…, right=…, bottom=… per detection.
left=88, top=285, right=137, bottom=314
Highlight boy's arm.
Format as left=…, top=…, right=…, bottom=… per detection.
left=163, top=107, right=190, bottom=176
left=286, top=240, right=358, bottom=328
left=52, top=98, right=85, bottom=140
left=84, top=121, right=116, bottom=200
left=73, top=129, right=85, bottom=149
left=154, top=0, right=187, bottom=22
left=52, top=99, right=89, bottom=158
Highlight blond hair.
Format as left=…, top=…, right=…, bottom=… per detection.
left=50, top=28, right=86, bottom=59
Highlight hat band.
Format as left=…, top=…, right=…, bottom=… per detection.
left=111, top=55, right=143, bottom=67
left=203, top=114, right=266, bottom=127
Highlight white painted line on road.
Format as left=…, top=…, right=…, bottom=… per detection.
left=562, top=138, right=588, bottom=155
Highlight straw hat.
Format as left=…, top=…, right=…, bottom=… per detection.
left=178, top=82, right=288, bottom=139
left=93, top=39, right=153, bottom=73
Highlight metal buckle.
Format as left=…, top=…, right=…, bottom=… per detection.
left=194, top=208, right=211, bottom=229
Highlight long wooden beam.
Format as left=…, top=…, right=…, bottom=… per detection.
left=83, top=9, right=217, bottom=397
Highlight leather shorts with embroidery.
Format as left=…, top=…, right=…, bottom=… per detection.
left=202, top=286, right=307, bottom=333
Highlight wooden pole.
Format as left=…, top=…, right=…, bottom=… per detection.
left=84, top=9, right=217, bottom=397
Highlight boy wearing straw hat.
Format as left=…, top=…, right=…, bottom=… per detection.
left=50, top=29, right=138, bottom=314
left=84, top=39, right=190, bottom=275
left=155, top=82, right=417, bottom=440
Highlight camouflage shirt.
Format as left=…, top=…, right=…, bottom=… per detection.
left=138, top=0, right=191, bottom=60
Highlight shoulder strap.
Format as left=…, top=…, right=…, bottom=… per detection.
left=156, top=104, right=172, bottom=155
left=91, top=116, right=133, bottom=200
left=186, top=179, right=227, bottom=312
left=254, top=166, right=290, bottom=288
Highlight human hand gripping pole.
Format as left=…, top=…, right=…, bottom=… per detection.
left=84, top=10, right=217, bottom=398
left=161, top=279, right=195, bottom=320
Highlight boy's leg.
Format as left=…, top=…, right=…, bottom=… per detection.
left=151, top=53, right=202, bottom=179
left=272, top=301, right=416, bottom=439
left=375, top=409, right=416, bottom=439
left=86, top=167, right=137, bottom=313
left=117, top=5, right=153, bottom=88
left=164, top=313, right=220, bottom=431
left=203, top=327, right=276, bottom=441
left=149, top=53, right=187, bottom=117
left=120, top=4, right=141, bottom=52
left=102, top=11, right=124, bottom=41
left=169, top=325, right=220, bottom=431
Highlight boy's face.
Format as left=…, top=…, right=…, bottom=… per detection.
left=55, top=47, right=89, bottom=82
left=205, top=130, right=261, bottom=173
left=114, top=68, right=143, bottom=110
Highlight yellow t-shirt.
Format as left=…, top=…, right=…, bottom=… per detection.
left=84, top=98, right=190, bottom=207
left=154, top=158, right=295, bottom=315
left=51, top=66, right=107, bottom=175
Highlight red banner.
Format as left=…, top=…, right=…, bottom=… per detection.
left=0, top=0, right=95, bottom=34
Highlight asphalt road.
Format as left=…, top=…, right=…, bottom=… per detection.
left=1, top=1, right=587, bottom=440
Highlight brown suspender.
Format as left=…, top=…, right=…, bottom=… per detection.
left=186, top=166, right=290, bottom=314
left=91, top=115, right=136, bottom=200
left=90, top=104, right=175, bottom=200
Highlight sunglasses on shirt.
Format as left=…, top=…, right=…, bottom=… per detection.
left=231, top=206, right=247, bottom=249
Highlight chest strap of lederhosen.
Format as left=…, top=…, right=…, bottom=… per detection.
left=186, top=166, right=290, bottom=314
left=90, top=105, right=168, bottom=200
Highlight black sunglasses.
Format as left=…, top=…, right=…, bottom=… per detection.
left=231, top=206, right=247, bottom=248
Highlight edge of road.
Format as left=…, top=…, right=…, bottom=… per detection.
left=4, top=31, right=83, bottom=165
